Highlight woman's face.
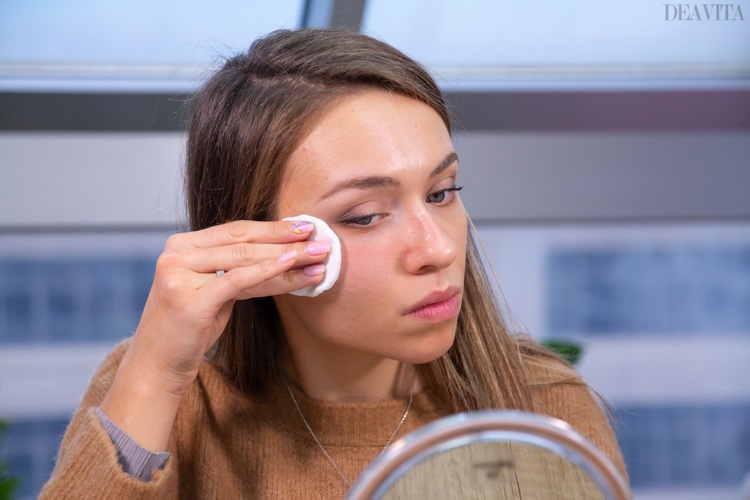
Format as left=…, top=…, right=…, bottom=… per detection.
left=273, top=90, right=467, bottom=366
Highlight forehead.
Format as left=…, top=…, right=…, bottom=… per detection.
left=281, top=90, right=453, bottom=190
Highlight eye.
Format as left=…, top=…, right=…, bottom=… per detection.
left=427, top=186, right=463, bottom=204
left=341, top=213, right=385, bottom=227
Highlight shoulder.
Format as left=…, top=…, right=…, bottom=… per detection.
left=523, top=355, right=601, bottom=430
left=519, top=350, right=603, bottom=431
left=519, top=351, right=629, bottom=481
left=522, top=352, right=581, bottom=386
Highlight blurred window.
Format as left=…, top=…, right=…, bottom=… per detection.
left=0, top=0, right=304, bottom=91
left=363, top=0, right=750, bottom=89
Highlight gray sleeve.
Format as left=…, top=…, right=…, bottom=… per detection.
left=95, top=407, right=170, bottom=482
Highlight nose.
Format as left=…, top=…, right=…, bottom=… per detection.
left=401, top=209, right=458, bottom=274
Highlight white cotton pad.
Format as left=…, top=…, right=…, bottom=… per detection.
left=282, top=214, right=342, bottom=297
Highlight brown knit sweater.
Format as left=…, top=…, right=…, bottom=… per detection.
left=40, top=341, right=627, bottom=499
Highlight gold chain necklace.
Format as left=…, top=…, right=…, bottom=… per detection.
left=282, top=373, right=414, bottom=488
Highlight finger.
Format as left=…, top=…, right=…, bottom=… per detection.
left=185, top=239, right=332, bottom=274
left=199, top=252, right=325, bottom=305
left=170, top=219, right=317, bottom=250
left=233, top=265, right=327, bottom=300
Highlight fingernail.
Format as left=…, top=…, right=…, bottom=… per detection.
left=303, top=264, right=326, bottom=276
left=291, top=221, right=314, bottom=235
left=278, top=250, right=298, bottom=263
left=305, top=241, right=331, bottom=256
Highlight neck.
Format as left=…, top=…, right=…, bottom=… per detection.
left=282, top=346, right=421, bottom=403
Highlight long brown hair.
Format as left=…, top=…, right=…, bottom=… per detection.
left=186, top=28, right=567, bottom=412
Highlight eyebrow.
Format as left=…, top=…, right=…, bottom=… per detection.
left=318, top=151, right=459, bottom=200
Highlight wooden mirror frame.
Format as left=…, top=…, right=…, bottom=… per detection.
left=347, top=411, right=631, bottom=500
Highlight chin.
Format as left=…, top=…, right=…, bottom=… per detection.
left=400, top=325, right=457, bottom=365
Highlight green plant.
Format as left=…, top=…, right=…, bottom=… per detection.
left=542, top=339, right=583, bottom=366
left=0, top=419, right=19, bottom=500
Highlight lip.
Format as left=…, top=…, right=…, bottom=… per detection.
left=405, top=287, right=462, bottom=323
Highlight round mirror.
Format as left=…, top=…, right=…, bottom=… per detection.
left=347, top=411, right=631, bottom=500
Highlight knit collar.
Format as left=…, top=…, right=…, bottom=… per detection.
left=259, top=375, right=452, bottom=448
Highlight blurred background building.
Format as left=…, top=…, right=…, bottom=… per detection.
left=1, top=1, right=749, bottom=498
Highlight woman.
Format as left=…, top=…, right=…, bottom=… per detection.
left=41, top=28, right=627, bottom=498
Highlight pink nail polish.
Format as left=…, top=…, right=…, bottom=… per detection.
left=291, top=221, right=314, bottom=235
left=278, top=250, right=298, bottom=263
left=305, top=241, right=331, bottom=256
left=303, top=264, right=326, bottom=276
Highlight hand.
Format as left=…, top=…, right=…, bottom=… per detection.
left=100, top=219, right=329, bottom=451
left=132, top=219, right=328, bottom=392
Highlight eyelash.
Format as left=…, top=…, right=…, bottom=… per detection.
left=427, top=185, right=463, bottom=204
left=340, top=186, right=464, bottom=227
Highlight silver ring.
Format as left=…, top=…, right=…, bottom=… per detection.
left=216, top=270, right=225, bottom=277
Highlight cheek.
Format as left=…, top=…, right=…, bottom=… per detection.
left=456, top=222, right=468, bottom=258
left=336, top=237, right=393, bottom=302
left=451, top=208, right=469, bottom=259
